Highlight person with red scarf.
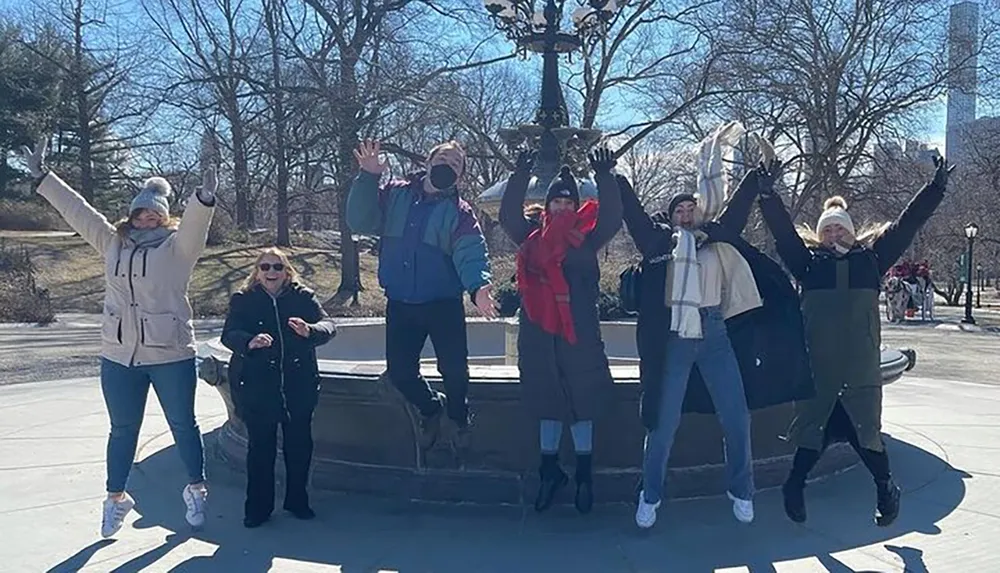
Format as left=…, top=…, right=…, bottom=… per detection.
left=499, top=147, right=622, bottom=514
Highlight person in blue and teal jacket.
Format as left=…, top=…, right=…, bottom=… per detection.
left=347, top=139, right=497, bottom=452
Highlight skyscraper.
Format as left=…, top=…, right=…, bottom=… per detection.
left=945, top=1, right=980, bottom=164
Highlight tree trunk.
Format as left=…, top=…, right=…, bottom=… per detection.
left=228, top=111, right=251, bottom=230
left=334, top=57, right=362, bottom=303
left=73, top=0, right=94, bottom=203
left=265, top=0, right=290, bottom=247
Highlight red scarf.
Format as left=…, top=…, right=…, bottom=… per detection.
left=515, top=200, right=599, bottom=344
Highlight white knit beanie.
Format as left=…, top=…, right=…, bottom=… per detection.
left=815, top=196, right=855, bottom=238
left=130, top=177, right=172, bottom=219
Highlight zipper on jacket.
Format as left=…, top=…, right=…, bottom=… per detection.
left=142, top=250, right=149, bottom=277
left=270, top=293, right=288, bottom=409
left=126, top=246, right=142, bottom=357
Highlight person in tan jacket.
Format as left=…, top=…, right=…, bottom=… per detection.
left=19, top=140, right=216, bottom=538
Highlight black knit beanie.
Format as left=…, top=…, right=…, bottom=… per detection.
left=667, top=193, right=696, bottom=218
left=545, top=166, right=580, bottom=208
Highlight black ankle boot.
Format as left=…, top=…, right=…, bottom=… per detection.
left=875, top=480, right=901, bottom=526
left=782, top=448, right=820, bottom=523
left=859, top=448, right=900, bottom=527
left=574, top=454, right=593, bottom=514
left=534, top=453, right=568, bottom=512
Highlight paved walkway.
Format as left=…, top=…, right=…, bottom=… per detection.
left=1, top=374, right=998, bottom=572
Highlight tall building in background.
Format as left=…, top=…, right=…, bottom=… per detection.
left=945, top=1, right=980, bottom=164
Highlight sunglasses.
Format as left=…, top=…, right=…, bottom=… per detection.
left=258, top=263, right=285, bottom=272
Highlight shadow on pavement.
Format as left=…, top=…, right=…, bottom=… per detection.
left=51, top=429, right=968, bottom=572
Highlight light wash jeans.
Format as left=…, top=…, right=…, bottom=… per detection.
left=100, top=358, right=205, bottom=493
left=641, top=306, right=753, bottom=504
left=540, top=419, right=593, bottom=454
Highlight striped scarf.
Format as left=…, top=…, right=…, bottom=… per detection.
left=668, top=121, right=747, bottom=338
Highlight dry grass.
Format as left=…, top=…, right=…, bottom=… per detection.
left=0, top=231, right=640, bottom=319
left=0, top=232, right=387, bottom=317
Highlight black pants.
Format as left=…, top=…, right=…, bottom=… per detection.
left=788, top=400, right=891, bottom=486
left=244, top=411, right=314, bottom=519
left=385, top=298, right=470, bottom=425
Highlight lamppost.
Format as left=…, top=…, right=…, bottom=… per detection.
left=976, top=262, right=983, bottom=308
left=479, top=0, right=621, bottom=205
left=962, top=222, right=978, bottom=324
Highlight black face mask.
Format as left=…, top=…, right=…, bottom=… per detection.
left=429, top=165, right=458, bottom=190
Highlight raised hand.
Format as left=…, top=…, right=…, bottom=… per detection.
left=17, top=139, right=48, bottom=179
left=756, top=159, right=784, bottom=197
left=248, top=333, right=273, bottom=350
left=932, top=156, right=955, bottom=189
left=514, top=149, right=536, bottom=174
left=200, top=166, right=218, bottom=200
left=474, top=284, right=498, bottom=320
left=588, top=146, right=616, bottom=174
left=287, top=317, right=310, bottom=338
left=353, top=140, right=387, bottom=175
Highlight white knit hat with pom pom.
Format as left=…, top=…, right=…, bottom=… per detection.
left=815, top=195, right=855, bottom=238
left=129, top=177, right=173, bottom=219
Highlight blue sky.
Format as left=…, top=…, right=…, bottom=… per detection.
left=1, top=0, right=990, bottom=158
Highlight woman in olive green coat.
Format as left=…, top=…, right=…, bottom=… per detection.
left=757, top=157, right=952, bottom=527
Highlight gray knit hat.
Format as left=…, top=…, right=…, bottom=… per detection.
left=130, top=177, right=172, bottom=219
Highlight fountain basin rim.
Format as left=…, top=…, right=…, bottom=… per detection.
left=197, top=336, right=912, bottom=386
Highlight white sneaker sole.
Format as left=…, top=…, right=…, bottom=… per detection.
left=183, top=487, right=207, bottom=529
left=727, top=491, right=754, bottom=523
left=101, top=497, right=135, bottom=538
left=635, top=491, right=661, bottom=529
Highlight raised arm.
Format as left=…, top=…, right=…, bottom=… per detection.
left=617, top=174, right=660, bottom=258
left=36, top=172, right=116, bottom=255
left=19, top=140, right=115, bottom=254
left=173, top=168, right=217, bottom=263
left=585, top=147, right=623, bottom=248
left=757, top=189, right=812, bottom=281
left=346, top=171, right=385, bottom=236
left=498, top=150, right=535, bottom=245
left=873, top=157, right=951, bottom=275
left=346, top=141, right=389, bottom=236
left=716, top=168, right=761, bottom=234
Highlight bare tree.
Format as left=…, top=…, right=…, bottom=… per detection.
left=282, top=0, right=513, bottom=305
left=710, top=0, right=998, bottom=222
left=142, top=0, right=264, bottom=229
left=22, top=0, right=159, bottom=202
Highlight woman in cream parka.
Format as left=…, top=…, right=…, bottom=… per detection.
left=20, top=140, right=216, bottom=538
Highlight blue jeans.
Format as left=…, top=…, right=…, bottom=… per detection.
left=539, top=419, right=593, bottom=454
left=641, top=306, right=753, bottom=504
left=100, top=358, right=206, bottom=493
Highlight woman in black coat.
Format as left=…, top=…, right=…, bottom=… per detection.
left=620, top=162, right=814, bottom=528
left=221, top=247, right=337, bottom=528
left=498, top=147, right=622, bottom=514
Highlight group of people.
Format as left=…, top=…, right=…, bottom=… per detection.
left=17, top=120, right=953, bottom=538
left=885, top=260, right=935, bottom=322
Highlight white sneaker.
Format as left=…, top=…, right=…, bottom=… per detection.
left=101, top=493, right=135, bottom=538
left=183, top=484, right=208, bottom=528
left=728, top=491, right=754, bottom=523
left=635, top=490, right=661, bottom=529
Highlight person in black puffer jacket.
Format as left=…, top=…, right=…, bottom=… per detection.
left=221, top=247, right=337, bottom=528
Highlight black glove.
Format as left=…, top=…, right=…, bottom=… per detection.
left=588, top=146, right=616, bottom=174
left=756, top=159, right=784, bottom=198
left=932, top=156, right=955, bottom=189
left=514, top=149, right=536, bottom=174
